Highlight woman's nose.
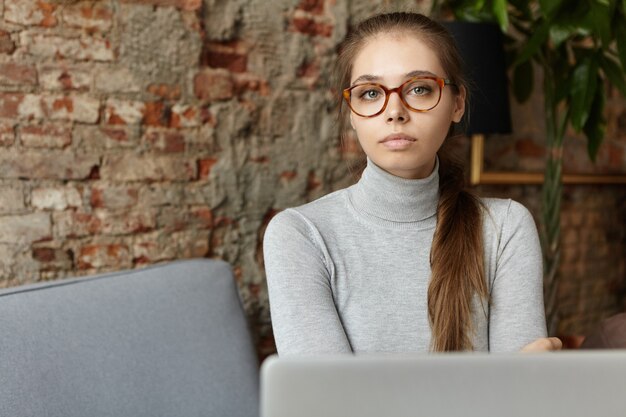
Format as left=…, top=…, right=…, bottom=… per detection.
left=384, top=92, right=409, bottom=123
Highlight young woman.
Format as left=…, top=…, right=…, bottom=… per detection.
left=263, top=12, right=561, bottom=355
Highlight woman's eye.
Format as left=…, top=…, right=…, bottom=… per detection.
left=362, top=90, right=380, bottom=99
left=410, top=86, right=431, bottom=95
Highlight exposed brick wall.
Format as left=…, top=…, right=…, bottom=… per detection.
left=1, top=0, right=624, bottom=360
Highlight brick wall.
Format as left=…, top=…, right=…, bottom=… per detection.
left=0, top=0, right=624, bottom=359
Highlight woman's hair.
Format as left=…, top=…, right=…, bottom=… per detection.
left=333, top=12, right=488, bottom=352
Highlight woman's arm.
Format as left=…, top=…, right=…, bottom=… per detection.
left=488, top=200, right=548, bottom=352
left=263, top=209, right=352, bottom=356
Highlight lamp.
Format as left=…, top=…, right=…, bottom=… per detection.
left=442, top=21, right=512, bottom=135
left=441, top=21, right=512, bottom=185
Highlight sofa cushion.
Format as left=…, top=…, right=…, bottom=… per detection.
left=0, top=259, right=259, bottom=417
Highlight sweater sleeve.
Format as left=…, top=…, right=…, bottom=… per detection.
left=488, top=200, right=548, bottom=352
left=263, top=209, right=352, bottom=356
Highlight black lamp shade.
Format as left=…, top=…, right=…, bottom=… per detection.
left=441, top=21, right=512, bottom=135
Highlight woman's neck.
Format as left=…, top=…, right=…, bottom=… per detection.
left=350, top=156, right=440, bottom=223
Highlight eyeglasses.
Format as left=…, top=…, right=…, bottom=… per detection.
left=342, top=76, right=456, bottom=118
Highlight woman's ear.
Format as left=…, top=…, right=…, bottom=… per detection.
left=452, top=85, right=466, bottom=123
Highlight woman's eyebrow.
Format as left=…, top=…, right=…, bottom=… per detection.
left=350, top=70, right=437, bottom=86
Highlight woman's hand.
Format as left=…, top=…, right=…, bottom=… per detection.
left=520, top=337, right=563, bottom=352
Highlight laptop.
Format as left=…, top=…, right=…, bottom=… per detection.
left=260, top=351, right=626, bottom=417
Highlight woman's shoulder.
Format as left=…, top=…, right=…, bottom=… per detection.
left=478, top=197, right=538, bottom=236
left=265, top=188, right=351, bottom=235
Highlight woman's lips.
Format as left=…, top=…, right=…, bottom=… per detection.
left=379, top=134, right=416, bottom=150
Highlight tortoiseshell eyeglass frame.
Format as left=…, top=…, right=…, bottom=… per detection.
left=342, top=76, right=457, bottom=118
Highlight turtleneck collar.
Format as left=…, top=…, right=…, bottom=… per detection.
left=349, top=156, right=440, bottom=223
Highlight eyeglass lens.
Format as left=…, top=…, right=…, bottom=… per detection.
left=349, top=78, right=441, bottom=116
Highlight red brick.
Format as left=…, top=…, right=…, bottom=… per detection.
left=61, top=1, right=114, bottom=31
left=0, top=31, right=16, bottom=55
left=132, top=231, right=177, bottom=264
left=233, top=75, right=271, bottom=97
left=77, top=243, right=130, bottom=269
left=119, top=0, right=201, bottom=11
left=143, top=101, right=172, bottom=127
left=0, top=93, right=24, bottom=119
left=73, top=125, right=137, bottom=149
left=607, top=143, right=624, bottom=170
left=0, top=213, right=51, bottom=244
left=249, top=156, right=269, bottom=163
left=142, top=129, right=185, bottom=153
left=90, top=185, right=139, bottom=209
left=32, top=247, right=56, bottom=263
left=17, top=94, right=100, bottom=123
left=53, top=211, right=101, bottom=238
left=515, top=138, right=545, bottom=158
left=297, top=0, right=325, bottom=14
left=296, top=60, right=319, bottom=78
left=101, top=154, right=197, bottom=181
left=5, top=0, right=57, bottom=27
left=157, top=206, right=188, bottom=232
left=174, top=229, right=210, bottom=258
left=31, top=186, right=82, bottom=210
left=194, top=68, right=234, bottom=102
left=170, top=104, right=202, bottom=128
left=20, top=32, right=114, bottom=61
left=0, top=184, right=25, bottom=214
left=0, top=122, right=15, bottom=146
left=19, top=124, right=72, bottom=148
left=97, top=209, right=156, bottom=235
left=104, top=99, right=144, bottom=125
left=0, top=63, right=37, bottom=86
left=198, top=158, right=218, bottom=179
left=39, top=66, right=92, bottom=91
left=147, top=83, right=181, bottom=100
left=190, top=206, right=213, bottom=229
left=280, top=170, right=297, bottom=181
left=138, top=183, right=184, bottom=206
left=0, top=150, right=99, bottom=180
left=291, top=17, right=333, bottom=37
left=46, top=95, right=100, bottom=123
left=203, top=41, right=247, bottom=73
left=32, top=245, right=73, bottom=271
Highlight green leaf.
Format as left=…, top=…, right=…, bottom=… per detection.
left=492, top=0, right=509, bottom=32
left=600, top=54, right=626, bottom=96
left=587, top=1, right=612, bottom=47
left=582, top=84, right=606, bottom=162
left=549, top=25, right=573, bottom=47
left=513, top=59, right=534, bottom=102
left=554, top=68, right=572, bottom=103
left=473, top=0, right=486, bottom=11
left=513, top=21, right=550, bottom=66
left=569, top=58, right=599, bottom=132
left=539, top=0, right=564, bottom=17
left=616, top=21, right=626, bottom=70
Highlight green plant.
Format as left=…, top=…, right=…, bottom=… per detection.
left=431, top=0, right=626, bottom=335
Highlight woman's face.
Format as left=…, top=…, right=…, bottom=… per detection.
left=349, top=32, right=465, bottom=179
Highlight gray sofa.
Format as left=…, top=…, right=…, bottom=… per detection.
left=0, top=259, right=259, bottom=417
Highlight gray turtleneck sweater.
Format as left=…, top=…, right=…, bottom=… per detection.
left=263, top=158, right=547, bottom=355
